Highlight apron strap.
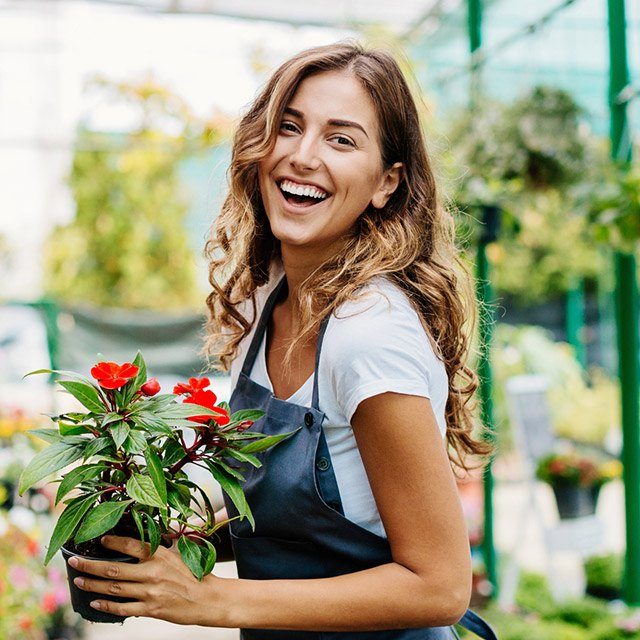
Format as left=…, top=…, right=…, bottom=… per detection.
left=240, top=276, right=288, bottom=377
left=311, top=313, right=331, bottom=410
left=458, top=609, right=498, bottom=640
left=239, top=272, right=330, bottom=411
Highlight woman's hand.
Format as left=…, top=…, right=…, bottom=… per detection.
left=67, top=535, right=223, bottom=625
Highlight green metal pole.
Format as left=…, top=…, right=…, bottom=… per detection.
left=468, top=0, right=498, bottom=598
left=566, top=279, right=587, bottom=369
left=607, top=0, right=640, bottom=606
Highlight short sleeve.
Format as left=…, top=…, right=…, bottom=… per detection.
left=324, top=282, right=446, bottom=429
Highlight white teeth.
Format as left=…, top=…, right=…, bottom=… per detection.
left=279, top=179, right=328, bottom=200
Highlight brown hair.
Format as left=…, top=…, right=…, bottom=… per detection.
left=202, top=40, right=492, bottom=471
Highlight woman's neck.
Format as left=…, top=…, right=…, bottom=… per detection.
left=279, top=241, right=342, bottom=304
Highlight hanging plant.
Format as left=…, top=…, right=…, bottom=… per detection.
left=447, top=85, right=589, bottom=209
left=573, top=157, right=640, bottom=253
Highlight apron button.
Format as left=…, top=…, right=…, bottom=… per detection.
left=316, top=457, right=330, bottom=471
left=304, top=412, right=314, bottom=427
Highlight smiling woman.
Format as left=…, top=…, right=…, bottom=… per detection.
left=72, top=41, right=498, bottom=639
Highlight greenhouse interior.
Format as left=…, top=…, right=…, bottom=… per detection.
left=1, top=0, right=639, bottom=638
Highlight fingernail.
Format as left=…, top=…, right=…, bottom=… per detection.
left=74, top=577, right=84, bottom=587
left=68, top=557, right=79, bottom=568
left=90, top=601, right=101, bottom=610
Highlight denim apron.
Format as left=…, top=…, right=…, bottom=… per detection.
left=223, top=277, right=498, bottom=640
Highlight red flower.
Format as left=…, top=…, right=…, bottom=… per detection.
left=41, top=592, right=58, bottom=614
left=140, top=377, right=161, bottom=396
left=183, top=389, right=230, bottom=425
left=173, top=377, right=211, bottom=395
left=91, top=361, right=139, bottom=390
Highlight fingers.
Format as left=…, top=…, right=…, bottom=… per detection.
left=68, top=554, right=152, bottom=583
left=101, top=535, right=152, bottom=560
left=73, top=575, right=149, bottom=601
left=87, top=597, right=150, bottom=619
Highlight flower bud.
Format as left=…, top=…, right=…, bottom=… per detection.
left=141, top=377, right=161, bottom=396
left=236, top=420, right=253, bottom=433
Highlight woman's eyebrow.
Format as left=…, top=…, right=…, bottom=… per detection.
left=283, top=107, right=369, bottom=139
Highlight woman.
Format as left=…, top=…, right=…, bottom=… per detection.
left=69, top=42, right=497, bottom=639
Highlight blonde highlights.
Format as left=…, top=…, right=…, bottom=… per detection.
left=203, top=41, right=492, bottom=471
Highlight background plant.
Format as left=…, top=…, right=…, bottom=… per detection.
left=44, top=75, right=227, bottom=310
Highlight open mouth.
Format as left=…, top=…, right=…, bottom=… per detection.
left=277, top=179, right=330, bottom=208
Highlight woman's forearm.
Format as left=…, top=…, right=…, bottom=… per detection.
left=207, top=561, right=469, bottom=631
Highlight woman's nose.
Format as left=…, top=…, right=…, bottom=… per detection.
left=289, top=135, right=321, bottom=172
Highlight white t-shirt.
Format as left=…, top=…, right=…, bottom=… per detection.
left=229, top=267, right=449, bottom=539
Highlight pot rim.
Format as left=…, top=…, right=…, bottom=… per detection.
left=60, top=543, right=136, bottom=563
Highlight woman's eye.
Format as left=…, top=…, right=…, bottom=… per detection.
left=331, top=135, right=354, bottom=147
left=279, top=122, right=298, bottom=133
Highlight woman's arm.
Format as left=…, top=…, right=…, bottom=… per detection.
left=71, top=393, right=471, bottom=630
left=212, top=392, right=471, bottom=631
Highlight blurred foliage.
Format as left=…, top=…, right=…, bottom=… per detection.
left=44, top=74, right=228, bottom=310
left=585, top=553, right=623, bottom=598
left=485, top=324, right=619, bottom=450
left=573, top=153, right=640, bottom=254
left=458, top=571, right=640, bottom=639
left=443, top=85, right=612, bottom=304
left=447, top=85, right=590, bottom=206
left=487, top=190, right=604, bottom=304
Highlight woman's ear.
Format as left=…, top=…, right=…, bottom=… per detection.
left=371, top=162, right=403, bottom=209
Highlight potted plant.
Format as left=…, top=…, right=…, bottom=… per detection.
left=536, top=450, right=622, bottom=519
left=18, top=352, right=292, bottom=623
left=584, top=552, right=623, bottom=601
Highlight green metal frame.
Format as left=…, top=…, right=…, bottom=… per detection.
left=607, top=0, right=640, bottom=606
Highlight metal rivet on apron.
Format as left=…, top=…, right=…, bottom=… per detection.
left=304, top=412, right=314, bottom=427
left=316, top=456, right=330, bottom=471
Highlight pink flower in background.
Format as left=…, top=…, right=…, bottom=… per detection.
left=9, top=564, right=30, bottom=590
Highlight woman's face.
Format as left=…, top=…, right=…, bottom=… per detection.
left=258, top=70, right=401, bottom=257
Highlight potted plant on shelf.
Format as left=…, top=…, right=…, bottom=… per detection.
left=536, top=450, right=622, bottom=519
left=584, top=552, right=623, bottom=601
left=18, top=353, right=292, bottom=624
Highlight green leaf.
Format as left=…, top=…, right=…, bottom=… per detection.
left=58, top=380, right=105, bottom=413
left=144, top=448, right=167, bottom=504
left=144, top=513, right=161, bottom=555
left=178, top=536, right=203, bottom=581
left=207, top=464, right=254, bottom=530
left=19, top=442, right=86, bottom=495
left=163, top=440, right=186, bottom=468
left=131, top=508, right=145, bottom=543
left=27, top=428, right=65, bottom=444
left=126, top=473, right=164, bottom=509
left=225, top=448, right=261, bottom=468
left=229, top=409, right=265, bottom=424
left=55, top=463, right=108, bottom=505
left=239, top=429, right=299, bottom=454
left=44, top=493, right=97, bottom=565
left=132, top=413, right=174, bottom=436
left=205, top=458, right=245, bottom=482
left=74, top=500, right=132, bottom=544
left=101, top=412, right=122, bottom=428
left=122, top=430, right=147, bottom=454
left=201, top=537, right=217, bottom=577
left=59, top=422, right=93, bottom=436
left=83, top=437, right=112, bottom=461
left=109, top=420, right=130, bottom=449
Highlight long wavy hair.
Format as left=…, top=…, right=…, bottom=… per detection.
left=202, top=41, right=492, bottom=471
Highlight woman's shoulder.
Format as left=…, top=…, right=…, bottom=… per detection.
left=326, top=276, right=444, bottom=366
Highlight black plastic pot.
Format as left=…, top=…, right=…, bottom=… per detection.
left=552, top=483, right=601, bottom=519
left=61, top=545, right=138, bottom=624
